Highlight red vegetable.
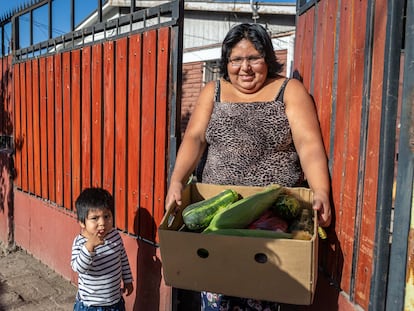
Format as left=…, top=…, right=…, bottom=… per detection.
left=247, top=210, right=289, bottom=232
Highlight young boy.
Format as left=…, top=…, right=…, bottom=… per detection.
left=71, top=187, right=134, bottom=311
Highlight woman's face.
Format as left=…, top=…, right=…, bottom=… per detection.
left=227, top=38, right=268, bottom=94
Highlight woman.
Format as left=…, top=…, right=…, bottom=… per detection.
left=166, top=23, right=331, bottom=311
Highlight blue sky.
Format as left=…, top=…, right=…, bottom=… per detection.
left=0, top=0, right=30, bottom=17
left=0, top=0, right=296, bottom=55
left=0, top=0, right=297, bottom=17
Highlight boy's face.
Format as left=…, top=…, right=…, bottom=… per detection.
left=80, top=207, right=113, bottom=239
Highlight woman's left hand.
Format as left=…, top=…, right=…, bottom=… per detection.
left=312, top=190, right=331, bottom=227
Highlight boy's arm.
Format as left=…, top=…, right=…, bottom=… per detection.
left=120, top=246, right=133, bottom=283
left=120, top=246, right=134, bottom=296
left=71, top=236, right=95, bottom=273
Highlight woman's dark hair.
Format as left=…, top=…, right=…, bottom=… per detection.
left=220, top=23, right=284, bottom=81
left=75, top=187, right=114, bottom=223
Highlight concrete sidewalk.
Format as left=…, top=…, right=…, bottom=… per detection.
left=0, top=244, right=77, bottom=311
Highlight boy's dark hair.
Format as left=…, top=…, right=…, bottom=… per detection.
left=75, top=187, right=114, bottom=223
left=220, top=23, right=284, bottom=81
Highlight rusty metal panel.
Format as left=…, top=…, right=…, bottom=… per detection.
left=293, top=7, right=314, bottom=90
left=295, top=0, right=394, bottom=309
left=355, top=0, right=388, bottom=308
left=312, top=0, right=337, bottom=154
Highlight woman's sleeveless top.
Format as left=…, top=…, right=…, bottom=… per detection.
left=201, top=78, right=304, bottom=187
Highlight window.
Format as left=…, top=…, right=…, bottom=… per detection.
left=203, top=59, right=221, bottom=85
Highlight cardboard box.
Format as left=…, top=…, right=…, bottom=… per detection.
left=159, top=183, right=318, bottom=305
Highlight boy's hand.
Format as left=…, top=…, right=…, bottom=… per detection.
left=81, top=229, right=104, bottom=252
left=123, top=282, right=134, bottom=296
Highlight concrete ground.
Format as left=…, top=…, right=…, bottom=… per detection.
left=0, top=243, right=77, bottom=311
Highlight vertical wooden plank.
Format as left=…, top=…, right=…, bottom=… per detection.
left=294, top=8, right=315, bottom=89
left=318, top=0, right=341, bottom=283
left=140, top=29, right=157, bottom=240
left=32, top=58, right=42, bottom=197
left=3, top=55, right=14, bottom=135
left=345, top=0, right=367, bottom=303
left=91, top=44, right=103, bottom=188
left=62, top=52, right=72, bottom=210
left=26, top=61, right=35, bottom=194
left=293, top=10, right=305, bottom=77
left=82, top=46, right=92, bottom=191
left=355, top=0, right=386, bottom=309
left=302, top=10, right=315, bottom=90
left=71, top=50, right=82, bottom=209
left=331, top=0, right=362, bottom=294
left=0, top=58, right=3, bottom=134
left=47, top=56, right=56, bottom=202
left=114, top=38, right=128, bottom=231
left=13, top=62, right=22, bottom=188
left=127, top=33, right=142, bottom=234
left=313, top=0, right=337, bottom=153
left=313, top=1, right=326, bottom=114
left=103, top=41, right=115, bottom=194
left=39, top=57, right=48, bottom=198
left=19, top=63, right=28, bottom=191
left=154, top=27, right=170, bottom=238
left=55, top=53, right=64, bottom=207
left=331, top=0, right=353, bottom=294
left=6, top=57, right=12, bottom=137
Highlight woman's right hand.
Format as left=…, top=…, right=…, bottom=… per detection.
left=165, top=180, right=184, bottom=216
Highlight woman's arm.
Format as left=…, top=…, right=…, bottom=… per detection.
left=284, top=79, right=332, bottom=227
left=165, top=81, right=216, bottom=211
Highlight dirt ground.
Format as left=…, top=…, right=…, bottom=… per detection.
left=0, top=243, right=77, bottom=311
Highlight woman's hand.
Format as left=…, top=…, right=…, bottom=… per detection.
left=165, top=181, right=184, bottom=214
left=312, top=190, right=331, bottom=227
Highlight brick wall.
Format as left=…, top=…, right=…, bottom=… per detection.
left=181, top=62, right=204, bottom=135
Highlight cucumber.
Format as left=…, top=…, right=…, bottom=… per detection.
left=203, top=185, right=283, bottom=233
left=182, top=189, right=239, bottom=230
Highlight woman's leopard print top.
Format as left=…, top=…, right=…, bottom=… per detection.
left=201, top=79, right=304, bottom=187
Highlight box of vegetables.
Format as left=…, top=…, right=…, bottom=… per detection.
left=159, top=183, right=319, bottom=305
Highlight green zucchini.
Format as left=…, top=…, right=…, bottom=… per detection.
left=203, top=185, right=283, bottom=233
left=182, top=189, right=239, bottom=231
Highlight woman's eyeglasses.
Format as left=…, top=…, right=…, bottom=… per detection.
left=228, top=55, right=264, bottom=67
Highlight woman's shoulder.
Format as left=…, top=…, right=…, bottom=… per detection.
left=284, top=78, right=313, bottom=106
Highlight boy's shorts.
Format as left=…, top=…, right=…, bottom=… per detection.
left=74, top=297, right=125, bottom=311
